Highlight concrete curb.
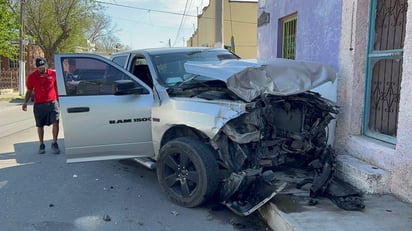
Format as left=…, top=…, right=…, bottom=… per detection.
left=259, top=194, right=412, bottom=231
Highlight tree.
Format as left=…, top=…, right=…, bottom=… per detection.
left=23, top=0, right=102, bottom=66
left=85, top=13, right=115, bottom=43
left=84, top=12, right=122, bottom=53
left=96, top=35, right=120, bottom=53
left=0, top=0, right=19, bottom=59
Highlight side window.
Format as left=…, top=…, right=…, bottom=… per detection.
left=112, top=55, right=128, bottom=68
left=131, top=57, right=153, bottom=88
left=60, top=57, right=146, bottom=96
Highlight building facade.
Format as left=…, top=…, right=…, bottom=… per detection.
left=257, top=0, right=412, bottom=203
left=187, top=0, right=258, bottom=58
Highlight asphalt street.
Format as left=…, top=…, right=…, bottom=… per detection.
left=0, top=99, right=271, bottom=231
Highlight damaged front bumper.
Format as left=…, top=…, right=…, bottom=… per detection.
left=211, top=92, right=364, bottom=216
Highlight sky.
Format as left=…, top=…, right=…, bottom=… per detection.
left=97, top=0, right=210, bottom=49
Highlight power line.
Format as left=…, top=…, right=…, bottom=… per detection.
left=95, top=0, right=198, bottom=17
left=95, top=0, right=256, bottom=25
left=96, top=0, right=198, bottom=47
left=173, top=0, right=193, bottom=46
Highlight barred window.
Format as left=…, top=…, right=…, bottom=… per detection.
left=280, top=13, right=297, bottom=60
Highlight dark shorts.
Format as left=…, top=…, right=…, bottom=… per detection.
left=33, top=101, right=60, bottom=127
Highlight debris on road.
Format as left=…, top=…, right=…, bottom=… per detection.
left=102, top=214, right=111, bottom=222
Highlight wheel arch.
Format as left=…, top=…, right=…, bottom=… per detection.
left=157, top=125, right=224, bottom=176
left=160, top=125, right=210, bottom=149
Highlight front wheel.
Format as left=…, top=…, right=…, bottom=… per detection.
left=156, top=137, right=219, bottom=207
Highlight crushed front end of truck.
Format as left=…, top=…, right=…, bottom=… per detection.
left=185, top=59, right=365, bottom=215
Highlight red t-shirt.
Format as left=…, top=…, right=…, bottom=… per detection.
left=26, top=69, right=59, bottom=103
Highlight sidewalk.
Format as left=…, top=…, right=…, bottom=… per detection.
left=258, top=183, right=412, bottom=231
left=0, top=90, right=22, bottom=101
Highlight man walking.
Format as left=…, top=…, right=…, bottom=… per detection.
left=22, top=57, right=60, bottom=154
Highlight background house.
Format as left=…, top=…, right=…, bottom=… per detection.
left=187, top=0, right=258, bottom=59
left=257, top=0, right=412, bottom=203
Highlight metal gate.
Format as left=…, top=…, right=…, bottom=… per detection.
left=0, top=69, right=19, bottom=90
left=365, top=0, right=408, bottom=144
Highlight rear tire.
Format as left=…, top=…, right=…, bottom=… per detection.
left=156, top=137, right=219, bottom=207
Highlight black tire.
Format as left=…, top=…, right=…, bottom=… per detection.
left=156, top=137, right=219, bottom=208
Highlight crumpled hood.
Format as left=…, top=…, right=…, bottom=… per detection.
left=184, top=58, right=336, bottom=102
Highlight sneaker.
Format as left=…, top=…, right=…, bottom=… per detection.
left=38, top=143, right=45, bottom=154
left=51, top=142, right=60, bottom=154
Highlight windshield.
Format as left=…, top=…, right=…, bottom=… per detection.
left=150, top=49, right=239, bottom=87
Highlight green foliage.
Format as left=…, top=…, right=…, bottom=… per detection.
left=24, top=0, right=106, bottom=63
left=1, top=0, right=121, bottom=63
left=0, top=0, right=19, bottom=59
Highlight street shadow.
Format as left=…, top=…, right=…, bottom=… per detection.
left=9, top=98, right=24, bottom=104
left=0, top=139, right=273, bottom=231
left=2, top=138, right=66, bottom=164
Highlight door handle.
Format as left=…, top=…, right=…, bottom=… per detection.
left=67, top=107, right=90, bottom=113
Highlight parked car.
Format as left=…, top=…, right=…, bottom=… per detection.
left=54, top=47, right=364, bottom=216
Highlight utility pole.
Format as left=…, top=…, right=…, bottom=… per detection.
left=196, top=7, right=199, bottom=46
left=215, top=0, right=223, bottom=48
left=18, top=0, right=25, bottom=96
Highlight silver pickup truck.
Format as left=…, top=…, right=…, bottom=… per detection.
left=55, top=47, right=363, bottom=216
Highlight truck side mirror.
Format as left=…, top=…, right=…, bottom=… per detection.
left=113, top=80, right=149, bottom=95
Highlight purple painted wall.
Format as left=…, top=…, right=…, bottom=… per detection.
left=258, top=0, right=342, bottom=70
